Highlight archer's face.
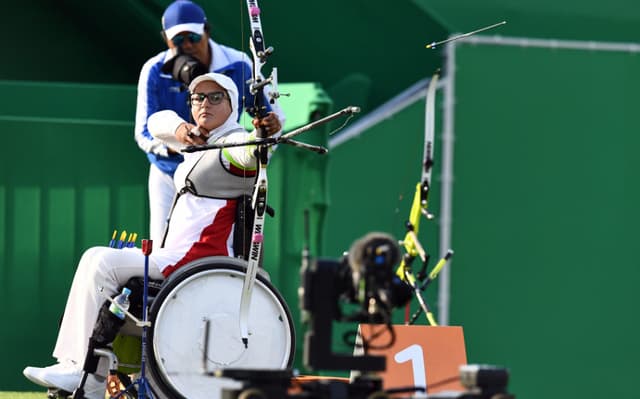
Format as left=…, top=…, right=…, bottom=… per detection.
left=189, top=81, right=232, bottom=131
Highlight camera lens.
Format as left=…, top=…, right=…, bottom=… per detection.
left=161, top=54, right=208, bottom=85
left=177, top=56, right=208, bottom=84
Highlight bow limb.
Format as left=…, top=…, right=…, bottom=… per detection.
left=394, top=72, right=442, bottom=326
left=246, top=0, right=274, bottom=123
left=396, top=72, right=440, bottom=280
left=238, top=0, right=274, bottom=348
left=420, top=71, right=440, bottom=217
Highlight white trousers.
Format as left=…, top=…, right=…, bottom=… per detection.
left=148, top=163, right=177, bottom=243
left=52, top=246, right=165, bottom=365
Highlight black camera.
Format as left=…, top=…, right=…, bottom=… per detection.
left=161, top=51, right=208, bottom=86
left=301, top=232, right=413, bottom=372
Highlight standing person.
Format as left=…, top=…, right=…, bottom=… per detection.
left=135, top=0, right=284, bottom=242
left=24, top=72, right=277, bottom=398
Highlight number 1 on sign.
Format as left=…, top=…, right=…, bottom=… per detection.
left=394, top=344, right=427, bottom=397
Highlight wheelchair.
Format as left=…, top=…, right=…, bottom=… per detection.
left=50, top=197, right=295, bottom=399
left=142, top=256, right=295, bottom=398
left=49, top=256, right=296, bottom=399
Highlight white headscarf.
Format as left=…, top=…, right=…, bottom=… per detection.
left=188, top=72, right=244, bottom=142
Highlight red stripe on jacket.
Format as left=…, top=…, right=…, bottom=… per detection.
left=229, top=162, right=257, bottom=177
left=162, top=199, right=237, bottom=277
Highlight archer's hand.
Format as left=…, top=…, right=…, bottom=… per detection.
left=175, top=122, right=209, bottom=146
left=252, top=112, right=281, bottom=137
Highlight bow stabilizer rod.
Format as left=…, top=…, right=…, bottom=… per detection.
left=426, top=21, right=507, bottom=49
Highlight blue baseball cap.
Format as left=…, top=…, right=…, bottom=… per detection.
left=162, top=1, right=207, bottom=40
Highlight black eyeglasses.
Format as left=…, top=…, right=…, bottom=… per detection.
left=171, top=32, right=203, bottom=47
left=190, top=91, right=227, bottom=106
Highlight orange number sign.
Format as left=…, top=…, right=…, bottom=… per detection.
left=354, top=324, right=467, bottom=395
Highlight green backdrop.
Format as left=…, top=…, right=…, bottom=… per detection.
left=445, top=41, right=640, bottom=398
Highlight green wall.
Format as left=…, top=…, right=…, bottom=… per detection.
left=0, top=81, right=148, bottom=392
left=414, top=0, right=640, bottom=43
left=447, top=42, right=640, bottom=398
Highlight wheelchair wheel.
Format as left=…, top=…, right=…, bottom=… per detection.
left=145, top=256, right=295, bottom=399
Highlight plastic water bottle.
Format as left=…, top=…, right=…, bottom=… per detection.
left=109, top=287, right=131, bottom=320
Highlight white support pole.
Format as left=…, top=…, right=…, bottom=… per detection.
left=437, top=39, right=457, bottom=326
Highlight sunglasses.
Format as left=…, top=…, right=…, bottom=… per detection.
left=190, top=91, right=227, bottom=106
left=171, top=32, right=203, bottom=47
